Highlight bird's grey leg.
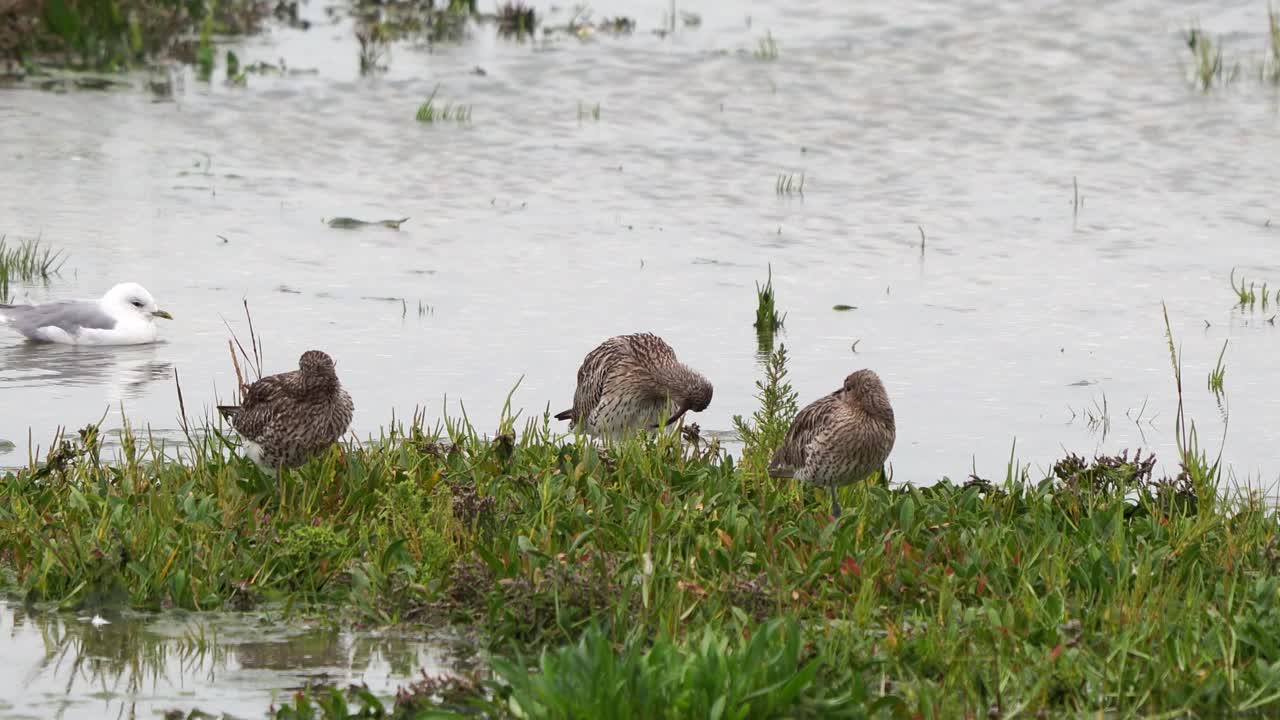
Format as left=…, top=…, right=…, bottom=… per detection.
left=830, top=487, right=841, bottom=519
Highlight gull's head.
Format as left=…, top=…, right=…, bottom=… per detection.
left=102, top=283, right=172, bottom=321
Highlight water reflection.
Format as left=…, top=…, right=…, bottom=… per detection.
left=0, top=601, right=458, bottom=719
left=0, top=342, right=173, bottom=404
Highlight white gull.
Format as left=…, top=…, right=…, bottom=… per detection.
left=0, top=283, right=173, bottom=345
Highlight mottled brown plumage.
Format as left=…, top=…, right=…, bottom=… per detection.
left=554, top=333, right=713, bottom=439
left=768, top=369, right=895, bottom=518
left=217, top=350, right=354, bottom=470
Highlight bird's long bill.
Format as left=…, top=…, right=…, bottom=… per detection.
left=661, top=401, right=692, bottom=427
left=152, top=309, right=173, bottom=320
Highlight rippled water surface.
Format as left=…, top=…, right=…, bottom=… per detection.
left=0, top=600, right=458, bottom=719
left=1, top=0, right=1278, bottom=484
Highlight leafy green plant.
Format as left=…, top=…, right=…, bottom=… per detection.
left=487, top=619, right=855, bottom=719
left=732, top=343, right=799, bottom=486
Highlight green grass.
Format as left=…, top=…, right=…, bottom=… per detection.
left=0, top=236, right=66, bottom=290
left=775, top=172, right=804, bottom=196
left=1262, top=4, right=1280, bottom=84
left=9, top=0, right=268, bottom=71
left=1229, top=267, right=1276, bottom=310
left=3, top=308, right=1278, bottom=717
left=1185, top=24, right=1236, bottom=91
left=577, top=102, right=601, bottom=122
left=752, top=265, right=786, bottom=352
left=416, top=84, right=473, bottom=124
left=754, top=31, right=778, bottom=61
left=1208, top=339, right=1228, bottom=405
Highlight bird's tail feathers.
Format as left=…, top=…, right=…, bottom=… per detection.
left=217, top=405, right=239, bottom=420
left=553, top=408, right=575, bottom=421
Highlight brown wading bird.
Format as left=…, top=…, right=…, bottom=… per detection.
left=554, top=333, right=713, bottom=439
left=217, top=350, right=354, bottom=471
left=768, top=369, right=896, bottom=518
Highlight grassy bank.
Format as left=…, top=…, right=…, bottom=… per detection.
left=0, top=0, right=269, bottom=72
left=3, top=339, right=1280, bottom=718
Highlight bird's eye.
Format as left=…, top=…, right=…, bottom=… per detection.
left=131, top=300, right=143, bottom=308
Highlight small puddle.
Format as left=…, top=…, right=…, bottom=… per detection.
left=0, top=600, right=465, bottom=719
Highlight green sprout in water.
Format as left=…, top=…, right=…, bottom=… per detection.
left=577, top=101, right=601, bottom=122
left=1184, top=24, right=1238, bottom=91
left=775, top=172, right=804, bottom=196
left=415, top=84, right=473, bottom=124
left=1229, top=267, right=1261, bottom=309
left=1208, top=339, right=1227, bottom=405
left=196, top=14, right=215, bottom=81
left=754, top=30, right=778, bottom=60
left=753, top=264, right=786, bottom=353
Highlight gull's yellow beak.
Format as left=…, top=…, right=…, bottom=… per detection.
left=152, top=309, right=173, bottom=320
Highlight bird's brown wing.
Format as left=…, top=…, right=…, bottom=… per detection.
left=224, top=371, right=299, bottom=440
left=768, top=390, right=842, bottom=477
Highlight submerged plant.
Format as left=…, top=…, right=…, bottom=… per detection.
left=356, top=22, right=388, bottom=75
left=415, top=84, right=472, bottom=124
left=754, top=30, right=778, bottom=60
left=752, top=264, right=786, bottom=352
left=496, top=1, right=537, bottom=38
left=775, top=172, right=804, bottom=196
left=1184, top=24, right=1239, bottom=91
left=1229, top=267, right=1265, bottom=309
left=1208, top=339, right=1228, bottom=406
left=577, top=101, right=600, bottom=122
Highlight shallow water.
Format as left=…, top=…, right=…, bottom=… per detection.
left=0, top=600, right=459, bottom=719
left=1, top=0, right=1278, bottom=485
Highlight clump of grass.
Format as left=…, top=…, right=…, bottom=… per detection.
left=0, top=235, right=67, bottom=282
left=1229, top=267, right=1269, bottom=309
left=1185, top=24, right=1239, bottom=91
left=415, top=84, right=472, bottom=124
left=577, top=101, right=600, bottom=122
left=1264, top=5, right=1280, bottom=84
left=1208, top=339, right=1227, bottom=405
left=775, top=172, right=804, bottom=196
left=487, top=619, right=849, bottom=718
left=753, top=30, right=778, bottom=60
left=356, top=22, right=388, bottom=75
left=752, top=264, right=785, bottom=352
left=496, top=1, right=537, bottom=38
left=6, top=0, right=268, bottom=72
left=195, top=14, right=215, bottom=81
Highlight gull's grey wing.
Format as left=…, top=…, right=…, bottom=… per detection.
left=0, top=300, right=116, bottom=339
